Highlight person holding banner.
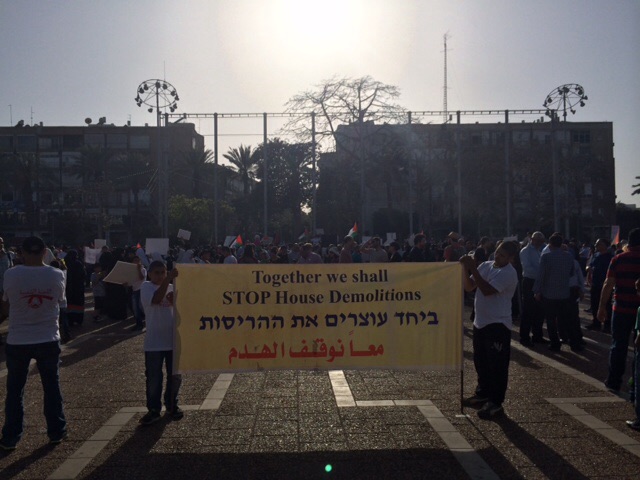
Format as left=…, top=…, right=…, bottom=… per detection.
left=139, top=261, right=182, bottom=425
left=460, top=241, right=519, bottom=419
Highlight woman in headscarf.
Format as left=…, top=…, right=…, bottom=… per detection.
left=64, top=249, right=86, bottom=326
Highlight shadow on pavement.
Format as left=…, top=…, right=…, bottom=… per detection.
left=82, top=435, right=470, bottom=480
left=0, top=443, right=57, bottom=478
left=492, top=415, right=590, bottom=480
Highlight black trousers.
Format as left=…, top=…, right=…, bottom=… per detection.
left=542, top=297, right=579, bottom=347
left=520, top=278, right=544, bottom=341
left=473, top=323, right=511, bottom=405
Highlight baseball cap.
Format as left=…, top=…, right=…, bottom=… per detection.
left=22, top=236, right=46, bottom=254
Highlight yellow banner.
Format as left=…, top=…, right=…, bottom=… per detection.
left=174, top=263, right=462, bottom=373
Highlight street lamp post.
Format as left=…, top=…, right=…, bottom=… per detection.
left=135, top=80, right=179, bottom=237
left=543, top=84, right=588, bottom=236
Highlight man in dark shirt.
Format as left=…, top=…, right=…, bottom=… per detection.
left=408, top=234, right=434, bottom=262
left=598, top=228, right=640, bottom=392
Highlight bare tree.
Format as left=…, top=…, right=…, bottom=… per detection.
left=283, top=75, right=408, bottom=154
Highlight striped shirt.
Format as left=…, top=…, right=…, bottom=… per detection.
left=606, top=246, right=640, bottom=314
left=533, top=248, right=575, bottom=299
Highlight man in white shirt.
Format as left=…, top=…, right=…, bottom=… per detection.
left=1, top=236, right=68, bottom=450
left=461, top=241, right=519, bottom=419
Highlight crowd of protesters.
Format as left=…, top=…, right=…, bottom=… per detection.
left=0, top=227, right=639, bottom=435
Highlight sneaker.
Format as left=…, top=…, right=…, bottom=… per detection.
left=626, top=419, right=640, bottom=431
left=463, top=394, right=489, bottom=407
left=169, top=407, right=184, bottom=420
left=0, top=438, right=17, bottom=451
left=139, top=410, right=161, bottom=426
left=49, top=432, right=68, bottom=445
left=477, top=401, right=504, bottom=419
left=532, top=337, right=549, bottom=344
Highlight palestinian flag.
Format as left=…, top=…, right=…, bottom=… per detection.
left=231, top=235, right=243, bottom=248
left=348, top=222, right=358, bottom=239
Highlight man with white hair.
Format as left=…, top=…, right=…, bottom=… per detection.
left=519, top=231, right=547, bottom=346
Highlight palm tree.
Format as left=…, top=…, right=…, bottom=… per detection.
left=175, top=149, right=214, bottom=198
left=223, top=144, right=258, bottom=197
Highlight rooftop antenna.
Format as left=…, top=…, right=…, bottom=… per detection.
left=8, top=105, right=12, bottom=126
left=443, top=33, right=450, bottom=123
left=30, top=106, right=34, bottom=126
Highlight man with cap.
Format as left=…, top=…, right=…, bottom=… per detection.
left=0, top=236, right=68, bottom=450
left=519, top=231, right=547, bottom=346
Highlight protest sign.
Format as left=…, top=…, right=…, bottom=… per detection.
left=84, top=247, right=101, bottom=265
left=94, top=239, right=107, bottom=249
left=145, top=238, right=169, bottom=255
left=103, top=261, right=140, bottom=285
left=177, top=229, right=191, bottom=240
left=174, top=263, right=462, bottom=373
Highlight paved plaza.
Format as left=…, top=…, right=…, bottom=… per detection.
left=0, top=294, right=639, bottom=480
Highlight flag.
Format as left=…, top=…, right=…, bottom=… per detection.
left=231, top=235, right=243, bottom=248
left=348, top=222, right=358, bottom=238
left=611, top=225, right=620, bottom=245
left=298, top=228, right=310, bottom=241
left=136, top=243, right=142, bottom=249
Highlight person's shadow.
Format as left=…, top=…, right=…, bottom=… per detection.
left=0, top=444, right=57, bottom=477
left=490, top=414, right=590, bottom=479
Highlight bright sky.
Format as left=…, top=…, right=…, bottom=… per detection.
left=1, top=0, right=639, bottom=204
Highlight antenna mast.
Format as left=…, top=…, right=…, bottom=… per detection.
left=443, top=33, right=449, bottom=123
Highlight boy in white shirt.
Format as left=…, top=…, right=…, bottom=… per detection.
left=139, top=261, right=182, bottom=425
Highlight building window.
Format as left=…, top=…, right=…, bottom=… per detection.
left=584, top=183, right=592, bottom=196
left=63, top=135, right=84, bottom=149
left=84, top=134, right=104, bottom=147
left=130, top=135, right=150, bottom=149
left=0, top=136, right=13, bottom=151
left=38, top=136, right=62, bottom=151
left=572, top=130, right=591, bottom=144
left=17, top=135, right=37, bottom=151
left=107, top=134, right=127, bottom=149
left=1, top=192, right=14, bottom=202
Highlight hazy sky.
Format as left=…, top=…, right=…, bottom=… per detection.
left=1, top=0, right=639, bottom=204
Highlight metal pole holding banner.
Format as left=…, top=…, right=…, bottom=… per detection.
left=263, top=113, right=268, bottom=237
left=214, top=113, right=218, bottom=243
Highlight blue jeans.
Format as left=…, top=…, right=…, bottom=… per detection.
left=606, top=310, right=636, bottom=390
left=145, top=350, right=181, bottom=412
left=132, top=290, right=145, bottom=327
left=2, top=341, right=66, bottom=445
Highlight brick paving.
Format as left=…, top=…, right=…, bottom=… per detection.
left=0, top=296, right=639, bottom=480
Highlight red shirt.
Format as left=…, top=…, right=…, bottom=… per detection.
left=606, top=246, right=640, bottom=314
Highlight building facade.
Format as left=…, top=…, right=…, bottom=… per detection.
left=316, top=119, right=615, bottom=241
left=0, top=121, right=204, bottom=246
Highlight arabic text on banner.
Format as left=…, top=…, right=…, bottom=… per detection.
left=174, top=263, right=462, bottom=373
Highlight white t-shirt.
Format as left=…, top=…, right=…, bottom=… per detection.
left=223, top=255, right=238, bottom=264
left=140, top=281, right=175, bottom=351
left=473, top=261, right=518, bottom=329
left=2, top=265, right=67, bottom=345
left=132, top=266, right=147, bottom=292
